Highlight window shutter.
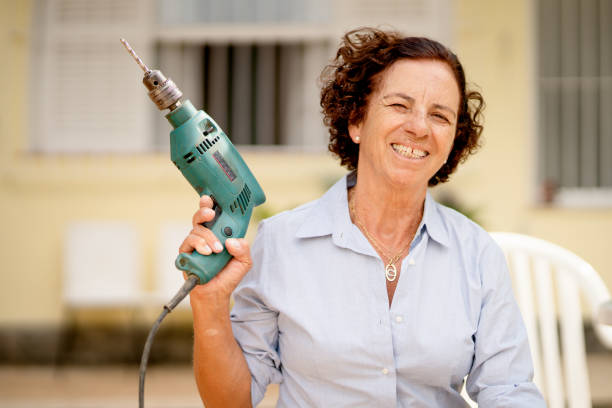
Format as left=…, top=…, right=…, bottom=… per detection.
left=31, top=0, right=154, bottom=153
left=538, top=0, right=612, bottom=197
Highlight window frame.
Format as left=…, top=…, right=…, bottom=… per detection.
left=533, top=0, right=612, bottom=208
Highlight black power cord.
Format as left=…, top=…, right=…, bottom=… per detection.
left=139, top=275, right=200, bottom=408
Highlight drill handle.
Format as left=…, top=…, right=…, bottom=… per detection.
left=175, top=202, right=253, bottom=284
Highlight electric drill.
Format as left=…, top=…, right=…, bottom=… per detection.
left=121, top=39, right=265, bottom=284
left=120, top=39, right=265, bottom=408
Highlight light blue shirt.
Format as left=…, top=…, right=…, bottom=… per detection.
left=230, top=174, right=545, bottom=407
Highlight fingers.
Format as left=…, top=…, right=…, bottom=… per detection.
left=199, top=195, right=214, bottom=209
left=192, top=206, right=216, bottom=226
left=179, top=233, right=211, bottom=255
left=186, top=195, right=222, bottom=255
left=193, top=224, right=224, bottom=253
left=179, top=225, right=224, bottom=255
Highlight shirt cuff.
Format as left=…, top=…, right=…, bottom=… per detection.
left=476, top=382, right=546, bottom=407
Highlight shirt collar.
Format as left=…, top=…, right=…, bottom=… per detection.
left=295, top=174, right=349, bottom=239
left=421, top=189, right=450, bottom=247
left=295, top=173, right=450, bottom=248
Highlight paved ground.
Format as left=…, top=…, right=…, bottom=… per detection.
left=1, top=354, right=611, bottom=407
left=0, top=365, right=278, bottom=408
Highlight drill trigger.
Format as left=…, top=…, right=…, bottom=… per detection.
left=203, top=197, right=222, bottom=229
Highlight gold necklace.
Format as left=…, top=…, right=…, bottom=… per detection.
left=349, top=197, right=413, bottom=282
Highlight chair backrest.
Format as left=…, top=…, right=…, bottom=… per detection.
left=490, top=232, right=612, bottom=408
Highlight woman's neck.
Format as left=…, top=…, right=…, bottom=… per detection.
left=348, top=171, right=426, bottom=252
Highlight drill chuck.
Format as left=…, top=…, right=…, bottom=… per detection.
left=143, top=70, right=183, bottom=111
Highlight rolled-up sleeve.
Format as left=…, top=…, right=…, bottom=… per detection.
left=230, top=221, right=283, bottom=406
left=466, top=241, right=546, bottom=407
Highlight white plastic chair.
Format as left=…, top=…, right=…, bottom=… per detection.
left=486, top=232, right=612, bottom=408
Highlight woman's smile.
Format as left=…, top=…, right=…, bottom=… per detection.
left=390, top=142, right=429, bottom=160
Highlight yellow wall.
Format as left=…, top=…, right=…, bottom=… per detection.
left=451, top=0, right=612, bottom=287
left=450, top=0, right=536, bottom=230
left=0, top=150, right=343, bottom=325
left=2, top=0, right=611, bottom=327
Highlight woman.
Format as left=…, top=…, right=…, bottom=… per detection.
left=180, top=28, right=545, bottom=407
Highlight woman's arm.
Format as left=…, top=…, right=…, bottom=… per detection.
left=180, top=196, right=254, bottom=407
left=466, top=240, right=545, bottom=407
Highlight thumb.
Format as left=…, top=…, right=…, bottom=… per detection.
left=215, top=238, right=252, bottom=286
left=225, top=238, right=251, bottom=264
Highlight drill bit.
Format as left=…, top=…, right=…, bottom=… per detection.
left=121, top=37, right=183, bottom=111
left=120, top=38, right=150, bottom=73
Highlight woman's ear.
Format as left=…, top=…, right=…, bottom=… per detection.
left=348, top=123, right=361, bottom=144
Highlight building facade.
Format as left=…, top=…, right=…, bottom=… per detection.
left=2, top=0, right=612, bottom=361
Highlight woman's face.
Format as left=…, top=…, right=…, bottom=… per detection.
left=349, top=58, right=460, bottom=190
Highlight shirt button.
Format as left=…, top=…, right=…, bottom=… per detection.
left=395, top=315, right=403, bottom=323
left=382, top=368, right=389, bottom=375
left=408, top=258, right=416, bottom=266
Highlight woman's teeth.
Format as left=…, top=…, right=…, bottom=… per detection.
left=392, top=143, right=428, bottom=159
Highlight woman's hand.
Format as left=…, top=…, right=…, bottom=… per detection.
left=179, top=195, right=253, bottom=302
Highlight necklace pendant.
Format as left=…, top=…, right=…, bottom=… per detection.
left=385, top=263, right=397, bottom=282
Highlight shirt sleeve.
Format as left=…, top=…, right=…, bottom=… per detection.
left=466, top=240, right=546, bottom=407
left=230, top=221, right=283, bottom=406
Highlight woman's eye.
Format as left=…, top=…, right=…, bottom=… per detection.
left=432, top=113, right=450, bottom=123
left=390, top=103, right=408, bottom=110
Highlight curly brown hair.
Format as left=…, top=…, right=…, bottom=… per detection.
left=320, top=27, right=485, bottom=186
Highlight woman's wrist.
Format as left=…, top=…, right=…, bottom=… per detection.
left=190, top=291, right=232, bottom=323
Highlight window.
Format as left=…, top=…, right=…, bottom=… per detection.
left=537, top=0, right=612, bottom=205
left=152, top=0, right=333, bottom=150
left=153, top=42, right=330, bottom=150
left=30, top=0, right=452, bottom=153
left=30, top=0, right=331, bottom=153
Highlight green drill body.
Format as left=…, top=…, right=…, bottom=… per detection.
left=121, top=38, right=265, bottom=285
left=167, top=100, right=265, bottom=283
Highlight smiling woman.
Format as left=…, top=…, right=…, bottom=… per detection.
left=321, top=29, right=484, bottom=187
left=348, top=60, right=460, bottom=192
left=183, top=27, right=546, bottom=408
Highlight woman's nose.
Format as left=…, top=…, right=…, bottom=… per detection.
left=402, top=109, right=429, bottom=138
